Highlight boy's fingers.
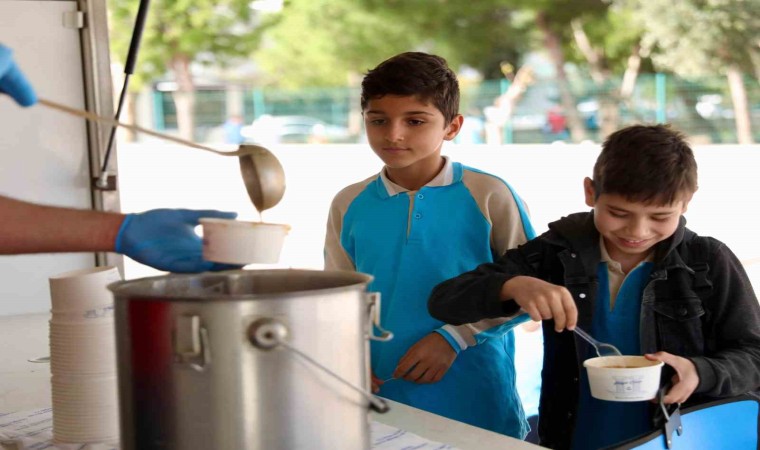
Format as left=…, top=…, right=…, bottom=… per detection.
left=550, top=297, right=567, bottom=331
left=647, top=352, right=678, bottom=370
left=562, top=292, right=578, bottom=330
left=430, top=368, right=445, bottom=383
left=405, top=363, right=427, bottom=382
left=663, top=381, right=688, bottom=404
left=419, top=367, right=438, bottom=383
left=396, top=359, right=422, bottom=380
left=535, top=300, right=553, bottom=320
left=393, top=358, right=415, bottom=379
left=523, top=304, right=543, bottom=322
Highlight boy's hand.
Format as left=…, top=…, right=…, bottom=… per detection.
left=646, top=352, right=700, bottom=404
left=393, top=333, right=457, bottom=383
left=371, top=371, right=383, bottom=393
left=502, top=276, right=578, bottom=331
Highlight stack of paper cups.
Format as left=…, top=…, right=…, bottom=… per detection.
left=49, top=266, right=122, bottom=444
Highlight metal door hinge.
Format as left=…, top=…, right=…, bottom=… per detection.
left=63, top=11, right=85, bottom=29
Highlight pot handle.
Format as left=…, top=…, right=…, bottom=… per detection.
left=174, top=315, right=212, bottom=372
left=366, top=292, right=393, bottom=342
left=248, top=318, right=391, bottom=414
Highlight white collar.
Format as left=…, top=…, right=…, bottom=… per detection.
left=379, top=156, right=454, bottom=195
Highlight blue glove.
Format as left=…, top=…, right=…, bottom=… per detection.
left=115, top=209, right=242, bottom=273
left=0, top=44, right=37, bottom=106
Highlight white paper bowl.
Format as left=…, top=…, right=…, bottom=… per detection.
left=583, top=355, right=663, bottom=402
left=49, top=266, right=121, bottom=313
left=200, top=218, right=290, bottom=265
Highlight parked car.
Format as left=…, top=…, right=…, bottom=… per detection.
left=241, top=115, right=353, bottom=145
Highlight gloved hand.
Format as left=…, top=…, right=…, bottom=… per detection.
left=115, top=209, right=242, bottom=273
left=0, top=44, right=37, bottom=106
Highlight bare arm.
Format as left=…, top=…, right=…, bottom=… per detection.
left=0, top=195, right=124, bottom=254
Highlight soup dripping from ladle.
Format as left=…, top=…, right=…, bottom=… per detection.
left=237, top=144, right=286, bottom=214
left=37, top=98, right=286, bottom=214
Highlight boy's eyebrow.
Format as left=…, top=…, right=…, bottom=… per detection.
left=364, top=109, right=435, bottom=116
left=607, top=204, right=677, bottom=216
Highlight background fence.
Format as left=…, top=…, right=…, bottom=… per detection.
left=151, top=73, right=760, bottom=144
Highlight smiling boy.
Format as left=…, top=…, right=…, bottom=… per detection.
left=429, top=124, right=760, bottom=449
left=324, top=52, right=535, bottom=437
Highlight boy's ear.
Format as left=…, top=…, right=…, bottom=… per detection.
left=583, top=177, right=596, bottom=207
left=444, top=114, right=464, bottom=141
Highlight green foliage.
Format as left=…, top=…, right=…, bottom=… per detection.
left=108, top=0, right=274, bottom=90
left=252, top=0, right=535, bottom=86
left=107, top=0, right=757, bottom=93
left=621, top=0, right=760, bottom=77
left=570, top=6, right=647, bottom=72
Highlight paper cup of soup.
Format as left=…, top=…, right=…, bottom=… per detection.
left=200, top=218, right=290, bottom=265
left=583, top=355, right=663, bottom=402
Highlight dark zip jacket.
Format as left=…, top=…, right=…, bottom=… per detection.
left=428, top=211, right=760, bottom=449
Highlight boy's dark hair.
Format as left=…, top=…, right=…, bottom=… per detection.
left=593, top=124, right=698, bottom=204
left=360, top=52, right=460, bottom=124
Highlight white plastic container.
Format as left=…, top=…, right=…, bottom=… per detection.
left=200, top=218, right=290, bottom=265
left=583, top=355, right=664, bottom=402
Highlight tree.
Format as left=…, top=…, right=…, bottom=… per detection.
left=622, top=0, right=760, bottom=143
left=108, top=0, right=273, bottom=140
left=251, top=0, right=529, bottom=137
left=568, top=5, right=650, bottom=138
left=516, top=0, right=620, bottom=142
left=250, top=0, right=527, bottom=88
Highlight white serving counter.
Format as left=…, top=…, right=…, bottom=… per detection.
left=0, top=313, right=544, bottom=450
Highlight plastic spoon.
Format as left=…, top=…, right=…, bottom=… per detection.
left=574, top=326, right=623, bottom=357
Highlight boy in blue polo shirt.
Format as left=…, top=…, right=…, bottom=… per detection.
left=429, top=124, right=760, bottom=449
left=324, top=52, right=535, bottom=438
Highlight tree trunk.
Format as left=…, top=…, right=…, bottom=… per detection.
left=571, top=19, right=623, bottom=140
left=484, top=65, right=535, bottom=144
left=620, top=43, right=642, bottom=100
left=726, top=65, right=753, bottom=144
left=347, top=71, right=363, bottom=138
left=170, top=54, right=196, bottom=141
left=598, top=98, right=619, bottom=140
left=537, top=12, right=586, bottom=143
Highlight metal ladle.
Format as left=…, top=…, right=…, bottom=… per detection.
left=37, top=98, right=286, bottom=212
left=237, top=144, right=286, bottom=213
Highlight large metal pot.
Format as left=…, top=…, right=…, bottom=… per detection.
left=108, top=269, right=391, bottom=450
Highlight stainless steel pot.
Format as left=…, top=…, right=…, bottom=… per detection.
left=108, top=269, right=392, bottom=450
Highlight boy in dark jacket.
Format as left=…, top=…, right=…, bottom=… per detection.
left=428, top=124, right=760, bottom=449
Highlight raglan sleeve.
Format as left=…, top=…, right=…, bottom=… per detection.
left=323, top=193, right=355, bottom=271
left=431, top=177, right=537, bottom=353
left=689, top=239, right=760, bottom=396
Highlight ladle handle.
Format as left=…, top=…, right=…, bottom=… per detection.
left=38, top=97, right=230, bottom=156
